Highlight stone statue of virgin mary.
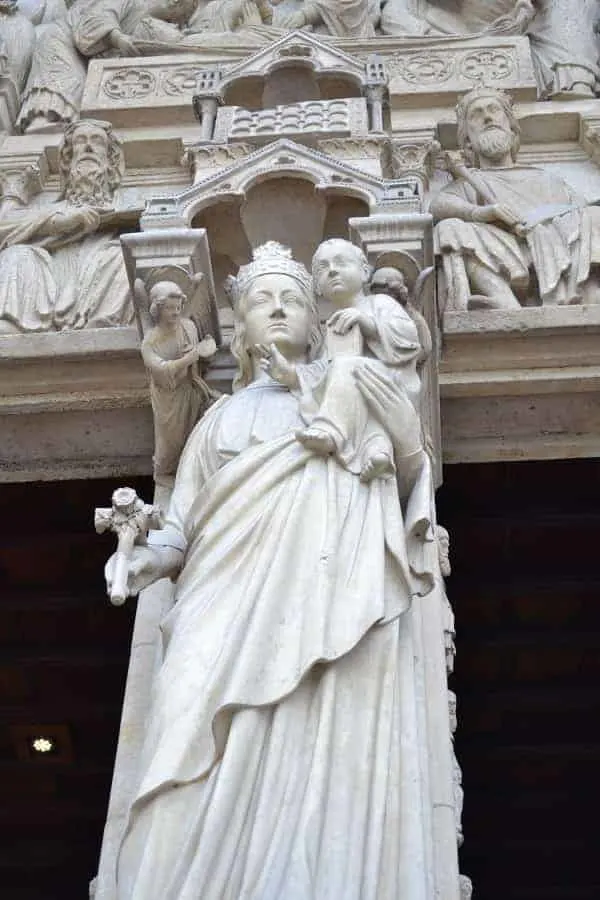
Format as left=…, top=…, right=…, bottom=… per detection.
left=106, top=241, right=436, bottom=900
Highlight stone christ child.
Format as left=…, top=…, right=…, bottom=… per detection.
left=259, top=239, right=423, bottom=483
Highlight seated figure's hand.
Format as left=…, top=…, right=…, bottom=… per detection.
left=110, top=28, right=139, bottom=56
left=49, top=207, right=101, bottom=237
left=472, top=203, right=523, bottom=232
left=485, top=0, right=536, bottom=35
left=104, top=544, right=183, bottom=600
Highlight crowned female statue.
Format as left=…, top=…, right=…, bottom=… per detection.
left=107, top=241, right=436, bottom=900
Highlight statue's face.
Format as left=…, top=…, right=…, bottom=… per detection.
left=70, top=123, right=110, bottom=177
left=370, top=267, right=407, bottom=301
left=465, top=96, right=514, bottom=161
left=313, top=241, right=366, bottom=305
left=243, top=273, right=312, bottom=359
left=157, top=289, right=184, bottom=325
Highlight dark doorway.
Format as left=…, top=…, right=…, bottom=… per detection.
left=2, top=462, right=600, bottom=898
left=0, top=477, right=152, bottom=900
left=438, top=459, right=600, bottom=900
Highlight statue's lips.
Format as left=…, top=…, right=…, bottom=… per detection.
left=74, top=154, right=103, bottom=164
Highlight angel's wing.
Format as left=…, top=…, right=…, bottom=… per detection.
left=413, top=266, right=435, bottom=312
left=187, top=272, right=221, bottom=346
left=133, top=278, right=153, bottom=339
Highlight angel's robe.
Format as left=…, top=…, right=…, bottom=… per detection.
left=141, top=317, right=213, bottom=477
left=117, top=372, right=436, bottom=899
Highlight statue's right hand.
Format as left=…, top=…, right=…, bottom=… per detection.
left=49, top=207, right=100, bottom=237
left=473, top=203, right=523, bottom=231
left=110, top=29, right=140, bottom=56
left=104, top=545, right=165, bottom=600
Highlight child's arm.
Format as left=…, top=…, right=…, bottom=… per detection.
left=328, top=308, right=378, bottom=341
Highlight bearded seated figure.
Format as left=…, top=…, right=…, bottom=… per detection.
left=430, top=88, right=600, bottom=311
left=0, top=120, right=132, bottom=334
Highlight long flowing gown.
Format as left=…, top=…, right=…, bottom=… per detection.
left=0, top=206, right=133, bottom=331
left=117, top=374, right=436, bottom=899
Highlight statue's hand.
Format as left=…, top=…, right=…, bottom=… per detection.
left=328, top=309, right=377, bottom=339
left=472, top=203, right=523, bottom=232
left=197, top=335, right=217, bottom=359
left=354, top=364, right=422, bottom=458
left=486, top=0, right=536, bottom=34
left=110, top=29, right=140, bottom=56
left=104, top=545, right=182, bottom=599
left=255, top=343, right=299, bottom=389
left=49, top=207, right=100, bottom=237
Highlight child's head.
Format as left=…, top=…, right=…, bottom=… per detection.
left=312, top=239, right=371, bottom=306
left=370, top=266, right=409, bottom=306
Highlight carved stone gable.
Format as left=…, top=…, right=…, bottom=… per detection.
left=218, top=31, right=370, bottom=94
left=141, top=138, right=418, bottom=229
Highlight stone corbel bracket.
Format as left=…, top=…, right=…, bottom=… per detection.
left=120, top=228, right=220, bottom=345
left=141, top=139, right=421, bottom=231
left=580, top=114, right=600, bottom=167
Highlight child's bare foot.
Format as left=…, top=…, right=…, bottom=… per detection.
left=296, top=427, right=336, bottom=456
left=360, top=451, right=394, bottom=483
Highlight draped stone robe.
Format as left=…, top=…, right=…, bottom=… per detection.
left=434, top=166, right=600, bottom=305
left=0, top=206, right=132, bottom=332
left=117, top=375, right=436, bottom=900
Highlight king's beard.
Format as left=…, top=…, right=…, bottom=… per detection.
left=473, top=127, right=513, bottom=163
left=64, top=160, right=113, bottom=208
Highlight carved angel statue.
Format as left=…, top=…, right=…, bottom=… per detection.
left=369, top=264, right=433, bottom=370
left=136, top=277, right=218, bottom=480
